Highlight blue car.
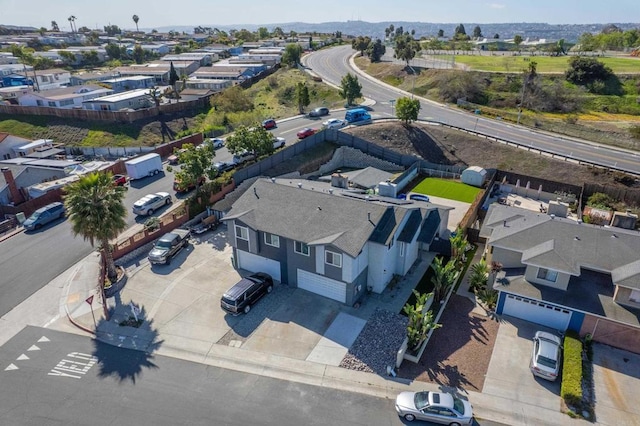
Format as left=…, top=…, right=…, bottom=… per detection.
left=23, top=202, right=65, bottom=231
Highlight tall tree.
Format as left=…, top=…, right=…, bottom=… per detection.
left=351, top=35, right=371, bottom=56
left=394, top=33, right=421, bottom=67
left=513, top=34, right=523, bottom=50
left=430, top=257, right=458, bottom=303
left=64, top=172, right=127, bottom=282
left=51, top=21, right=59, bottom=32
left=175, top=143, right=217, bottom=191
left=67, top=15, right=77, bottom=33
left=257, top=27, right=269, bottom=39
left=395, top=96, right=421, bottom=125
left=105, top=43, right=121, bottom=60
left=473, top=25, right=483, bottom=38
left=225, top=126, right=274, bottom=157
left=454, top=24, right=467, bottom=40
left=437, top=29, right=444, bottom=38
left=169, top=61, right=180, bottom=99
left=296, top=82, right=310, bottom=114
left=282, top=43, right=302, bottom=67
left=339, top=73, right=362, bottom=106
left=272, top=26, right=284, bottom=38
left=366, top=38, right=386, bottom=62
left=133, top=44, right=144, bottom=63
left=493, top=33, right=500, bottom=39
left=132, top=15, right=140, bottom=32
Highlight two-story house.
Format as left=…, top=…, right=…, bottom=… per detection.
left=480, top=204, right=640, bottom=353
left=222, top=179, right=449, bottom=306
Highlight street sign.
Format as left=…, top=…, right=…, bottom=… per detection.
left=85, top=295, right=94, bottom=306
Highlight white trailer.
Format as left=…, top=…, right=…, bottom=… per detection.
left=125, top=153, right=163, bottom=180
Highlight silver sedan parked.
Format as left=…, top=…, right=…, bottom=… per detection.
left=395, top=391, right=473, bottom=425
left=530, top=331, right=562, bottom=381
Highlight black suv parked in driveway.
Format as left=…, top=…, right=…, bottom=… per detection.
left=221, top=272, right=273, bottom=315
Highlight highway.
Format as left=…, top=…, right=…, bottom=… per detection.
left=302, top=44, right=640, bottom=175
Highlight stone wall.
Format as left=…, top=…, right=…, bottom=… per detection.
left=315, top=146, right=404, bottom=176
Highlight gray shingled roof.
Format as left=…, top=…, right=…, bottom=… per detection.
left=223, top=179, right=419, bottom=257
left=482, top=204, right=640, bottom=289
left=397, top=209, right=423, bottom=243
left=417, top=209, right=441, bottom=244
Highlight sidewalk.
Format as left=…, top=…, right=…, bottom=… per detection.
left=54, top=245, right=588, bottom=426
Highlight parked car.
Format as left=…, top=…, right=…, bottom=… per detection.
left=262, top=119, right=277, bottom=130
left=190, top=215, right=219, bottom=235
left=530, top=331, right=562, bottom=381
left=297, top=128, right=316, bottom=139
left=148, top=228, right=190, bottom=265
left=309, top=107, right=329, bottom=117
left=210, top=138, right=225, bottom=149
left=23, top=202, right=65, bottom=231
left=395, top=391, right=473, bottom=424
left=231, top=150, right=256, bottom=165
left=273, top=136, right=286, bottom=149
left=132, top=192, right=172, bottom=216
left=221, top=272, right=274, bottom=315
left=112, top=174, right=128, bottom=186
left=212, top=161, right=234, bottom=175
left=168, top=149, right=186, bottom=165
left=323, top=118, right=346, bottom=129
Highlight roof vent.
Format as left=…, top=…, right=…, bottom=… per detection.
left=612, top=234, right=618, bottom=238
left=297, top=182, right=302, bottom=189
left=271, top=177, right=275, bottom=183
left=503, top=220, right=507, bottom=227
left=577, top=219, right=582, bottom=224
left=365, top=195, right=370, bottom=202
left=550, top=214, right=555, bottom=219
left=574, top=236, right=580, bottom=241
left=317, top=206, right=322, bottom=211
left=328, top=188, right=334, bottom=194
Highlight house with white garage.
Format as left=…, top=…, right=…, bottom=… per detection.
left=480, top=204, right=640, bottom=353
left=222, top=178, right=449, bottom=306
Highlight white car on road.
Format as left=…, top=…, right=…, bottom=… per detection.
left=132, top=192, right=172, bottom=216
left=323, top=118, right=346, bottom=129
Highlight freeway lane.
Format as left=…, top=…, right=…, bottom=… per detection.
left=303, top=45, right=640, bottom=175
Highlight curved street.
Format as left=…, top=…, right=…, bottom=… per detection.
left=303, top=45, right=640, bottom=175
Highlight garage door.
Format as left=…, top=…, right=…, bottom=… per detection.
left=502, top=294, right=571, bottom=331
left=297, top=270, right=346, bottom=303
left=237, top=251, right=281, bottom=282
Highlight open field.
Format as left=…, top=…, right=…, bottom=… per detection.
left=449, top=54, right=640, bottom=73
left=412, top=177, right=482, bottom=203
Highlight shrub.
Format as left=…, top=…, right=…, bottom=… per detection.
left=587, top=192, right=613, bottom=209
left=561, top=331, right=583, bottom=409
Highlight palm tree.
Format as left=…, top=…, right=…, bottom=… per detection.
left=132, top=15, right=140, bottom=32
left=64, top=172, right=127, bottom=282
left=67, top=15, right=77, bottom=34
left=430, top=256, right=458, bottom=303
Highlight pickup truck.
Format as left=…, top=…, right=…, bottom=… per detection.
left=148, top=228, right=190, bottom=265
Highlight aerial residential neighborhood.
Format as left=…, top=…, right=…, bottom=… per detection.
left=0, top=5, right=639, bottom=426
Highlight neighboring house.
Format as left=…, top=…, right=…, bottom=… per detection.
left=34, top=47, right=107, bottom=66
left=0, top=63, right=32, bottom=77
left=147, top=60, right=200, bottom=76
left=1, top=73, right=32, bottom=87
left=222, top=178, right=449, bottom=306
left=233, top=54, right=281, bottom=67
left=161, top=52, right=216, bottom=67
left=137, top=44, right=170, bottom=55
left=213, top=62, right=267, bottom=77
left=0, top=163, right=75, bottom=205
left=69, top=72, right=119, bottom=86
left=0, top=53, right=19, bottom=64
left=82, top=88, right=153, bottom=111
left=480, top=204, right=640, bottom=353
left=183, top=78, right=231, bottom=92
left=102, top=75, right=155, bottom=93
left=0, top=133, right=31, bottom=160
left=32, top=68, right=71, bottom=90
left=18, top=85, right=113, bottom=108
left=115, top=66, right=169, bottom=84
left=189, top=66, right=244, bottom=82
left=0, top=85, right=30, bottom=103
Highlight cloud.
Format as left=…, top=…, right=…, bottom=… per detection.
left=489, top=3, right=506, bottom=8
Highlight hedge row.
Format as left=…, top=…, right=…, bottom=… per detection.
left=561, top=330, right=583, bottom=408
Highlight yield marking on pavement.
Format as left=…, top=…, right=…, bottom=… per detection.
left=28, top=345, right=40, bottom=351
left=38, top=336, right=50, bottom=343
left=48, top=352, right=98, bottom=380
left=16, top=354, right=29, bottom=361
left=5, top=364, right=18, bottom=371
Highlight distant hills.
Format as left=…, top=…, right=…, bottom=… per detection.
left=153, top=21, right=640, bottom=43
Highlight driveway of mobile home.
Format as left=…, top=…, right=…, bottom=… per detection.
left=413, top=177, right=481, bottom=203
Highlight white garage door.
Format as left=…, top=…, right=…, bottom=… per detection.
left=297, top=270, right=346, bottom=303
left=237, top=251, right=281, bottom=282
left=503, top=294, right=571, bottom=331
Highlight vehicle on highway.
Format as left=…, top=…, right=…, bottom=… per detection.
left=232, top=150, right=256, bottom=165
left=530, top=331, right=562, bottom=381
left=395, top=391, right=473, bottom=425
left=309, top=107, right=329, bottom=117
left=273, top=136, right=286, bottom=149
left=132, top=192, right=172, bottom=216
left=148, top=228, right=190, bottom=265
left=262, top=119, right=277, bottom=130
left=297, top=128, right=316, bottom=139
left=323, top=118, right=346, bottom=129
left=344, top=107, right=372, bottom=124
left=112, top=174, right=128, bottom=186
left=205, top=138, right=225, bottom=149
left=23, top=202, right=65, bottom=231
left=221, top=272, right=274, bottom=315
left=212, top=161, right=235, bottom=175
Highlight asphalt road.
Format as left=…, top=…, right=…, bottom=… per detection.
left=302, top=45, right=640, bottom=175
left=0, top=326, right=400, bottom=426
left=0, top=170, right=176, bottom=318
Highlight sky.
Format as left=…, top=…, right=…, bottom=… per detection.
left=2, top=0, right=638, bottom=30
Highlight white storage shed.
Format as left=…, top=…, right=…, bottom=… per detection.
left=461, top=166, right=487, bottom=188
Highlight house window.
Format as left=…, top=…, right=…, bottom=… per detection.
left=264, top=233, right=279, bottom=248
left=235, top=225, right=249, bottom=241
left=325, top=250, right=342, bottom=268
left=537, top=268, right=558, bottom=283
left=294, top=241, right=309, bottom=256
left=630, top=289, right=640, bottom=303
left=36, top=100, right=44, bottom=106
left=399, top=242, right=405, bottom=257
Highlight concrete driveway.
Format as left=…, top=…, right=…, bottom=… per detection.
left=483, top=316, right=561, bottom=412
left=592, top=344, right=640, bottom=426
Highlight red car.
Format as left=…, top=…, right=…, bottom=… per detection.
left=112, top=174, right=128, bottom=186
left=297, top=128, right=316, bottom=139
left=262, top=119, right=277, bottom=130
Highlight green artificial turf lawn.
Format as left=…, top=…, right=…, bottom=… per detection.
left=412, top=178, right=481, bottom=203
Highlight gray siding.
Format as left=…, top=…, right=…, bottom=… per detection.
left=346, top=266, right=369, bottom=306
left=258, top=231, right=289, bottom=283
left=286, top=240, right=315, bottom=287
